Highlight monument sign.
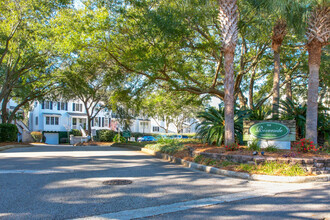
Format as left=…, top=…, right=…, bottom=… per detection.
left=243, top=120, right=296, bottom=149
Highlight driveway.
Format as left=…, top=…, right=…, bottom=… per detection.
left=0, top=145, right=329, bottom=220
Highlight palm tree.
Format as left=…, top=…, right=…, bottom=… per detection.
left=246, top=0, right=305, bottom=118
left=305, top=4, right=330, bottom=144
left=196, top=107, right=250, bottom=146
left=218, top=0, right=238, bottom=145
left=271, top=19, right=287, bottom=119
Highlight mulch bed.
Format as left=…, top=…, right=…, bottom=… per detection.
left=184, top=143, right=330, bottom=159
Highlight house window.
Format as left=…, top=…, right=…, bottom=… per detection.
left=42, top=101, right=53, bottom=110
left=45, top=116, right=59, bottom=125
left=58, top=102, right=68, bottom=110
left=35, top=117, right=38, bottom=126
left=105, top=118, right=109, bottom=127
left=95, top=117, right=99, bottom=127
left=140, top=122, right=149, bottom=131
left=73, top=103, right=83, bottom=112
left=73, top=118, right=77, bottom=125
left=153, top=126, right=159, bottom=132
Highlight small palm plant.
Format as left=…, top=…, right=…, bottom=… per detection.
left=249, top=106, right=271, bottom=120
left=278, top=98, right=306, bottom=139
left=196, top=106, right=249, bottom=146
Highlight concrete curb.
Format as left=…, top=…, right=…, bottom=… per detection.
left=141, top=148, right=330, bottom=183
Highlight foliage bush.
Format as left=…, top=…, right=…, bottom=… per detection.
left=248, top=106, right=271, bottom=120
left=70, top=129, right=82, bottom=136
left=279, top=98, right=330, bottom=145
left=157, top=137, right=179, bottom=145
left=293, top=138, right=317, bottom=153
left=144, top=143, right=185, bottom=155
left=0, top=123, right=18, bottom=142
left=96, top=130, right=116, bottom=142
left=225, top=143, right=240, bottom=151
left=31, top=131, right=42, bottom=142
left=265, top=145, right=278, bottom=152
left=248, top=139, right=260, bottom=151
left=196, top=107, right=250, bottom=146
left=113, top=134, right=126, bottom=143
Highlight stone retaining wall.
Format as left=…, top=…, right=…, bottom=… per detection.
left=188, top=147, right=330, bottom=175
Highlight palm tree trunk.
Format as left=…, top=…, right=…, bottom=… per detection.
left=224, top=52, right=235, bottom=145
left=272, top=50, right=280, bottom=119
left=306, top=41, right=322, bottom=144
left=271, top=19, right=286, bottom=119
left=218, top=0, right=238, bottom=145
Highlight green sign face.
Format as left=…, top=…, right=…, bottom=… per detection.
left=122, top=131, right=131, bottom=138
left=249, top=122, right=289, bottom=140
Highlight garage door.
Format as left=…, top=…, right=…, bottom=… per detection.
left=44, top=133, right=59, bottom=145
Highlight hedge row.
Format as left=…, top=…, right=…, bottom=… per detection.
left=0, top=124, right=18, bottom=142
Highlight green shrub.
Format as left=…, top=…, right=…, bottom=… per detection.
left=96, top=130, right=116, bottom=142
left=248, top=139, right=260, bottom=151
left=31, top=131, right=42, bottom=142
left=157, top=138, right=179, bottom=145
left=145, top=143, right=185, bottom=155
left=70, top=129, right=82, bottom=136
left=265, top=145, right=278, bottom=152
left=0, top=123, right=18, bottom=142
left=113, top=134, right=126, bottom=143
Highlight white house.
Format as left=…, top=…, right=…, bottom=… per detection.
left=29, top=100, right=112, bottom=144
left=28, top=99, right=198, bottom=144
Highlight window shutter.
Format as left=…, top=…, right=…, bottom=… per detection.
left=102, top=117, right=104, bottom=127
left=50, top=101, right=53, bottom=110
left=92, top=118, right=94, bottom=127
left=73, top=103, right=75, bottom=111
left=57, top=102, right=60, bottom=110
left=65, top=103, right=68, bottom=111
left=42, top=101, right=44, bottom=109
left=80, top=104, right=83, bottom=112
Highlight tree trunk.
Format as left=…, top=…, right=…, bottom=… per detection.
left=271, top=20, right=286, bottom=119
left=1, top=94, right=10, bottom=124
left=249, top=68, right=256, bottom=109
left=224, top=51, right=235, bottom=145
left=272, top=50, right=280, bottom=119
left=218, top=0, right=238, bottom=146
left=285, top=73, right=292, bottom=100
left=306, top=41, right=322, bottom=144
left=237, top=89, right=246, bottom=108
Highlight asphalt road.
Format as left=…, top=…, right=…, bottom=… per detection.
left=0, top=145, right=329, bottom=220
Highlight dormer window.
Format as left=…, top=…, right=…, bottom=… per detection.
left=41, top=101, right=53, bottom=110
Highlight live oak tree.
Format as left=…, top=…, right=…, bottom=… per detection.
left=0, top=0, right=70, bottom=123
left=142, top=90, right=205, bottom=133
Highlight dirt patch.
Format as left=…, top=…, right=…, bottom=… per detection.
left=0, top=142, right=31, bottom=147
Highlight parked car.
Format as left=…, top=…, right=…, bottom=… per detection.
left=169, top=135, right=189, bottom=139
left=137, top=136, right=157, bottom=142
